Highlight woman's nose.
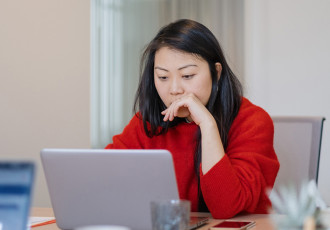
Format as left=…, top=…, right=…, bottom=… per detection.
left=169, top=78, right=184, bottom=95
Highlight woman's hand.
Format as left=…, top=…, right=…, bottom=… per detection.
left=161, top=93, right=225, bottom=174
left=161, top=93, right=214, bottom=127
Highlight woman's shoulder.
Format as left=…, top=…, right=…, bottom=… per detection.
left=130, top=113, right=143, bottom=124
left=122, top=112, right=142, bottom=125
left=232, top=97, right=273, bottom=131
left=120, top=113, right=145, bottom=133
left=240, top=97, right=271, bottom=118
left=106, top=113, right=146, bottom=149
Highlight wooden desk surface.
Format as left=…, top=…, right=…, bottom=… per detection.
left=31, top=207, right=277, bottom=230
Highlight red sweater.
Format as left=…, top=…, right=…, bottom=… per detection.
left=105, top=98, right=279, bottom=218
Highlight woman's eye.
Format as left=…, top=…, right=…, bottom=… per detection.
left=158, top=76, right=168, bottom=80
left=182, top=74, right=194, bottom=79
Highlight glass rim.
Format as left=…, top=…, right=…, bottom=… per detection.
left=150, top=199, right=191, bottom=206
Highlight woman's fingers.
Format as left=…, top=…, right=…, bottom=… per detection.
left=162, top=108, right=171, bottom=121
left=161, top=94, right=215, bottom=127
left=162, top=96, right=193, bottom=121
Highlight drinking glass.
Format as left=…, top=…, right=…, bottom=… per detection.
left=150, top=199, right=191, bottom=230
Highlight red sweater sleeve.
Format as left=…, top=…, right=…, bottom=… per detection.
left=200, top=99, right=279, bottom=218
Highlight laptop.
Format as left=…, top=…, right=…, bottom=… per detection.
left=41, top=149, right=209, bottom=230
left=0, top=161, right=35, bottom=230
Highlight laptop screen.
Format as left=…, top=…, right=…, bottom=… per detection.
left=0, top=162, right=35, bottom=230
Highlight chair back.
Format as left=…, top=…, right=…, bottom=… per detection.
left=271, top=116, right=325, bottom=191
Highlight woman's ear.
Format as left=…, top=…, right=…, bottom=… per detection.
left=215, top=62, right=222, bottom=80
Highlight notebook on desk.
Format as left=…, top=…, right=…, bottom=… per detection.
left=41, top=149, right=209, bottom=230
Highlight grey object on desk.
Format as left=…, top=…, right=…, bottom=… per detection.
left=41, top=149, right=179, bottom=230
left=271, top=116, right=325, bottom=194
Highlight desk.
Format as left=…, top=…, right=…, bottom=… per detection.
left=30, top=207, right=330, bottom=230
left=31, top=207, right=278, bottom=230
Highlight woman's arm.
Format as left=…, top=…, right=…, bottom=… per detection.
left=199, top=114, right=225, bottom=174
left=162, top=95, right=279, bottom=218
left=161, top=93, right=226, bottom=174
left=200, top=104, right=279, bottom=218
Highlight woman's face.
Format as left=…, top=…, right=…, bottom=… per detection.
left=154, top=47, right=214, bottom=108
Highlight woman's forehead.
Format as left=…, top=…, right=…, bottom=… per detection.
left=155, top=47, right=205, bottom=63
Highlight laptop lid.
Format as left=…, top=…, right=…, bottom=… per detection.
left=0, top=161, right=35, bottom=230
left=41, top=149, right=180, bottom=230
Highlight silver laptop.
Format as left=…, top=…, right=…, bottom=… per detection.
left=41, top=149, right=208, bottom=230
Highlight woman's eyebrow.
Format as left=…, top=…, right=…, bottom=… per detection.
left=178, top=64, right=197, bottom=70
left=154, top=66, right=168, bottom=72
left=155, top=64, right=197, bottom=72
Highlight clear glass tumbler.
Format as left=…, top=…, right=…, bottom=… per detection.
left=150, top=199, right=191, bottom=230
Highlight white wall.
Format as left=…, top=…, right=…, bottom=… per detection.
left=0, top=0, right=90, bottom=207
left=244, top=0, right=330, bottom=204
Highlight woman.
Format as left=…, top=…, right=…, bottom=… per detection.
left=105, top=19, right=279, bottom=218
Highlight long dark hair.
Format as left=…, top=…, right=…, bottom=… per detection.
left=134, top=19, right=243, bottom=211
